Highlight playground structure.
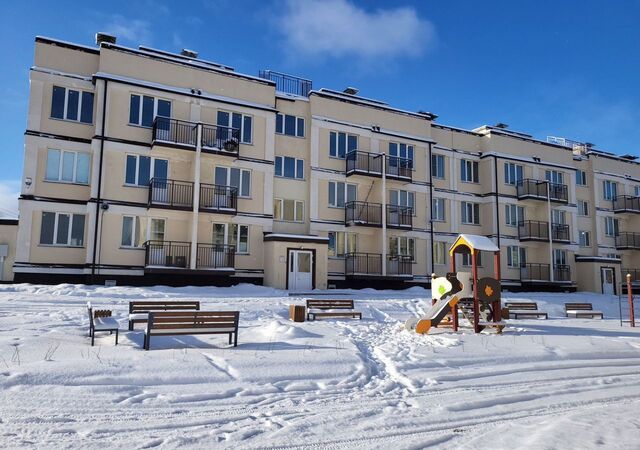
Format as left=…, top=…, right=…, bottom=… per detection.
left=618, top=273, right=638, bottom=327
left=405, top=234, right=504, bottom=334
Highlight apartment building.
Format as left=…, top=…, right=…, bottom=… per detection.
left=13, top=35, right=640, bottom=293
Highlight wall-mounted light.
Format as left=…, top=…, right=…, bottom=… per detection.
left=24, top=177, right=32, bottom=187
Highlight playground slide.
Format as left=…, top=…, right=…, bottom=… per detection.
left=412, top=294, right=461, bottom=334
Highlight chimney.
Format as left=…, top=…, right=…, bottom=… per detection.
left=343, top=87, right=359, bottom=95
left=95, top=32, right=117, bottom=46
left=181, top=49, right=198, bottom=59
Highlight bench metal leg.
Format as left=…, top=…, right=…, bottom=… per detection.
left=128, top=321, right=134, bottom=331
left=115, top=329, right=119, bottom=345
left=234, top=331, right=238, bottom=347
left=91, top=333, right=95, bottom=346
left=228, top=333, right=232, bottom=345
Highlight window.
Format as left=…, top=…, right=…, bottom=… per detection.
left=504, top=162, right=523, bottom=185
left=461, top=201, right=480, bottom=225
left=212, top=223, right=249, bottom=253
left=45, top=150, right=90, bottom=184
left=390, top=190, right=415, bottom=214
left=507, top=246, right=526, bottom=268
left=328, top=182, right=356, bottom=208
left=40, top=212, right=85, bottom=247
left=121, top=216, right=142, bottom=248
left=389, top=142, right=414, bottom=169
left=604, top=217, right=619, bottom=237
left=432, top=198, right=445, bottom=222
left=328, top=231, right=356, bottom=257
left=431, top=154, right=445, bottom=179
left=635, top=186, right=640, bottom=197
left=329, top=131, right=357, bottom=158
left=579, top=230, right=591, bottom=247
left=389, top=236, right=415, bottom=261
left=505, top=204, right=524, bottom=227
left=603, top=180, right=618, bottom=200
left=275, top=156, right=304, bottom=179
left=276, top=113, right=304, bottom=137
left=545, top=170, right=564, bottom=185
left=551, top=209, right=566, bottom=225
left=576, top=170, right=587, bottom=186
left=125, top=155, right=168, bottom=186
left=554, top=249, right=567, bottom=266
left=461, top=251, right=482, bottom=267
left=578, top=200, right=589, bottom=216
left=461, top=159, right=479, bottom=183
left=274, top=199, right=304, bottom=222
left=217, top=111, right=252, bottom=144
left=149, top=218, right=165, bottom=241
left=51, top=86, right=94, bottom=124
left=606, top=253, right=621, bottom=260
left=129, top=94, right=171, bottom=127
left=215, top=166, right=251, bottom=197
left=433, top=241, right=446, bottom=265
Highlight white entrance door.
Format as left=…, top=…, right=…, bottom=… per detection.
left=601, top=267, right=614, bottom=295
left=288, top=250, right=313, bottom=291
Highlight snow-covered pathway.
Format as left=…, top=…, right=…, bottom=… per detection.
left=1, top=284, right=639, bottom=449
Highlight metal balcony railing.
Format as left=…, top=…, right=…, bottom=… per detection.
left=201, top=123, right=241, bottom=153
left=386, top=205, right=412, bottom=228
left=520, top=263, right=571, bottom=282
left=517, top=179, right=568, bottom=203
left=152, top=117, right=197, bottom=146
left=345, top=150, right=383, bottom=176
left=258, top=70, right=312, bottom=97
left=616, top=232, right=640, bottom=250
left=144, top=240, right=190, bottom=268
left=148, top=178, right=193, bottom=209
left=613, top=195, right=640, bottom=213
left=199, top=184, right=238, bottom=213
left=385, top=155, right=412, bottom=181
left=554, top=264, right=571, bottom=282
left=551, top=223, right=570, bottom=242
left=518, top=220, right=549, bottom=241
left=387, top=255, right=413, bottom=276
left=345, top=252, right=382, bottom=275
left=345, top=201, right=382, bottom=227
left=196, top=243, right=235, bottom=269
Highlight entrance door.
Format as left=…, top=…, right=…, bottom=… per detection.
left=601, top=267, right=614, bottom=295
left=288, top=250, right=313, bottom=291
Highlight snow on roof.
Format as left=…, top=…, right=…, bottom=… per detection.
left=450, top=234, right=499, bottom=253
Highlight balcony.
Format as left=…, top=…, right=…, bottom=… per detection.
left=199, top=184, right=237, bottom=214
left=345, top=252, right=412, bottom=278
left=520, top=263, right=571, bottom=283
left=615, top=232, right=640, bottom=250
left=386, top=205, right=412, bottom=229
left=151, top=117, right=240, bottom=155
left=196, top=243, right=235, bottom=270
left=613, top=195, right=640, bottom=214
left=345, top=201, right=382, bottom=227
left=148, top=178, right=193, bottom=210
left=516, top=179, right=568, bottom=203
left=385, top=155, right=412, bottom=181
left=344, top=151, right=412, bottom=181
left=517, top=221, right=569, bottom=243
left=258, top=70, right=312, bottom=97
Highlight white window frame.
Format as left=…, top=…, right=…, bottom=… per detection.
left=576, top=170, right=587, bottom=186
left=121, top=216, right=142, bottom=248
left=432, top=198, right=445, bottom=222
left=129, top=94, right=171, bottom=127
left=274, top=198, right=304, bottom=223
left=51, top=86, right=93, bottom=124
left=578, top=200, right=589, bottom=216
left=461, top=201, right=480, bottom=225
left=433, top=241, right=446, bottom=265
left=504, top=162, right=524, bottom=185
left=215, top=166, right=252, bottom=198
left=578, top=230, right=591, bottom=247
left=461, top=159, right=479, bottom=183
left=554, top=249, right=567, bottom=266
left=604, top=216, right=619, bottom=237
left=40, top=212, right=85, bottom=247
left=461, top=251, right=482, bottom=267
left=125, top=155, right=168, bottom=187
left=328, top=182, right=357, bottom=208
left=389, top=142, right=415, bottom=169
left=505, top=204, right=524, bottom=227
left=507, top=246, right=525, bottom=268
left=218, top=110, right=253, bottom=144
left=328, top=231, right=357, bottom=257
left=212, top=223, right=250, bottom=254
left=329, top=131, right=358, bottom=159
left=635, top=185, right=640, bottom=197
left=390, top=190, right=415, bottom=215
left=431, top=154, right=445, bottom=179
left=545, top=170, right=565, bottom=185
left=275, top=156, right=304, bottom=180
left=276, top=113, right=305, bottom=137
left=45, top=149, right=90, bottom=185
left=389, top=236, right=416, bottom=262
left=603, top=180, right=618, bottom=200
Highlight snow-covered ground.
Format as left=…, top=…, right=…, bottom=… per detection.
left=1, top=283, right=639, bottom=449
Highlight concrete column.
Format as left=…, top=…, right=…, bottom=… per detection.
left=382, top=155, right=387, bottom=276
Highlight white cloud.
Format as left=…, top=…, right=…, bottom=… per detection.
left=0, top=180, right=19, bottom=219
left=276, top=0, right=435, bottom=60
left=100, top=15, right=153, bottom=45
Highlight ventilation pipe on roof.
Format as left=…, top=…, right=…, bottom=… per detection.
left=343, top=87, right=359, bottom=95
left=181, top=49, right=198, bottom=58
left=95, top=32, right=116, bottom=45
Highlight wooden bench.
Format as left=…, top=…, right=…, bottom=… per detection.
left=87, top=303, right=119, bottom=346
left=306, top=299, right=362, bottom=321
left=504, top=302, right=548, bottom=320
left=565, top=303, right=604, bottom=319
left=144, top=311, right=239, bottom=350
left=128, top=301, right=200, bottom=330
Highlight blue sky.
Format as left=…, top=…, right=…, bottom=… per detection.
left=1, top=0, right=639, bottom=216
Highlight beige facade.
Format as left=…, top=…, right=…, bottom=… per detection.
left=13, top=35, right=640, bottom=293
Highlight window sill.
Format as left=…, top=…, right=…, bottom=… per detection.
left=329, top=155, right=347, bottom=161
left=49, top=116, right=93, bottom=126
left=274, top=219, right=305, bottom=224
left=127, top=123, right=153, bottom=129
left=123, top=184, right=149, bottom=189
left=275, top=176, right=305, bottom=181
left=461, top=222, right=481, bottom=226
left=43, top=179, right=90, bottom=186
left=460, top=180, right=480, bottom=185
left=38, top=244, right=85, bottom=249
left=119, top=246, right=145, bottom=251
left=275, top=133, right=305, bottom=139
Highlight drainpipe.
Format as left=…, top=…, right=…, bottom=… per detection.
left=190, top=123, right=202, bottom=269
left=381, top=154, right=387, bottom=276
left=494, top=155, right=501, bottom=251
left=547, top=181, right=554, bottom=282
left=91, top=79, right=108, bottom=281
left=428, top=143, right=434, bottom=276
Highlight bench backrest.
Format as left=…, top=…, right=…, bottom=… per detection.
left=306, top=299, right=355, bottom=310
left=130, top=301, right=200, bottom=314
left=564, top=303, right=593, bottom=311
left=504, top=302, right=538, bottom=310
left=147, top=311, right=239, bottom=331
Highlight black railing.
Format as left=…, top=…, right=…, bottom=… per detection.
left=201, top=123, right=241, bottom=153
left=346, top=150, right=383, bottom=176
left=258, top=70, right=312, bottom=97
left=387, top=205, right=412, bottom=228
left=613, top=195, right=640, bottom=213
left=152, top=117, right=197, bottom=146
left=554, top=264, right=571, bottom=282
left=148, top=178, right=193, bottom=209
left=551, top=223, right=570, bottom=242
left=199, top=184, right=238, bottom=212
left=144, top=240, right=190, bottom=268
left=616, top=232, right=640, bottom=249
left=520, top=263, right=570, bottom=282
left=345, top=252, right=382, bottom=275
left=517, top=179, right=568, bottom=203
left=196, top=243, right=235, bottom=269
left=518, top=220, right=549, bottom=240
left=385, top=155, right=412, bottom=180
left=622, top=269, right=640, bottom=283
left=345, top=201, right=382, bottom=226
left=387, top=255, right=413, bottom=276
